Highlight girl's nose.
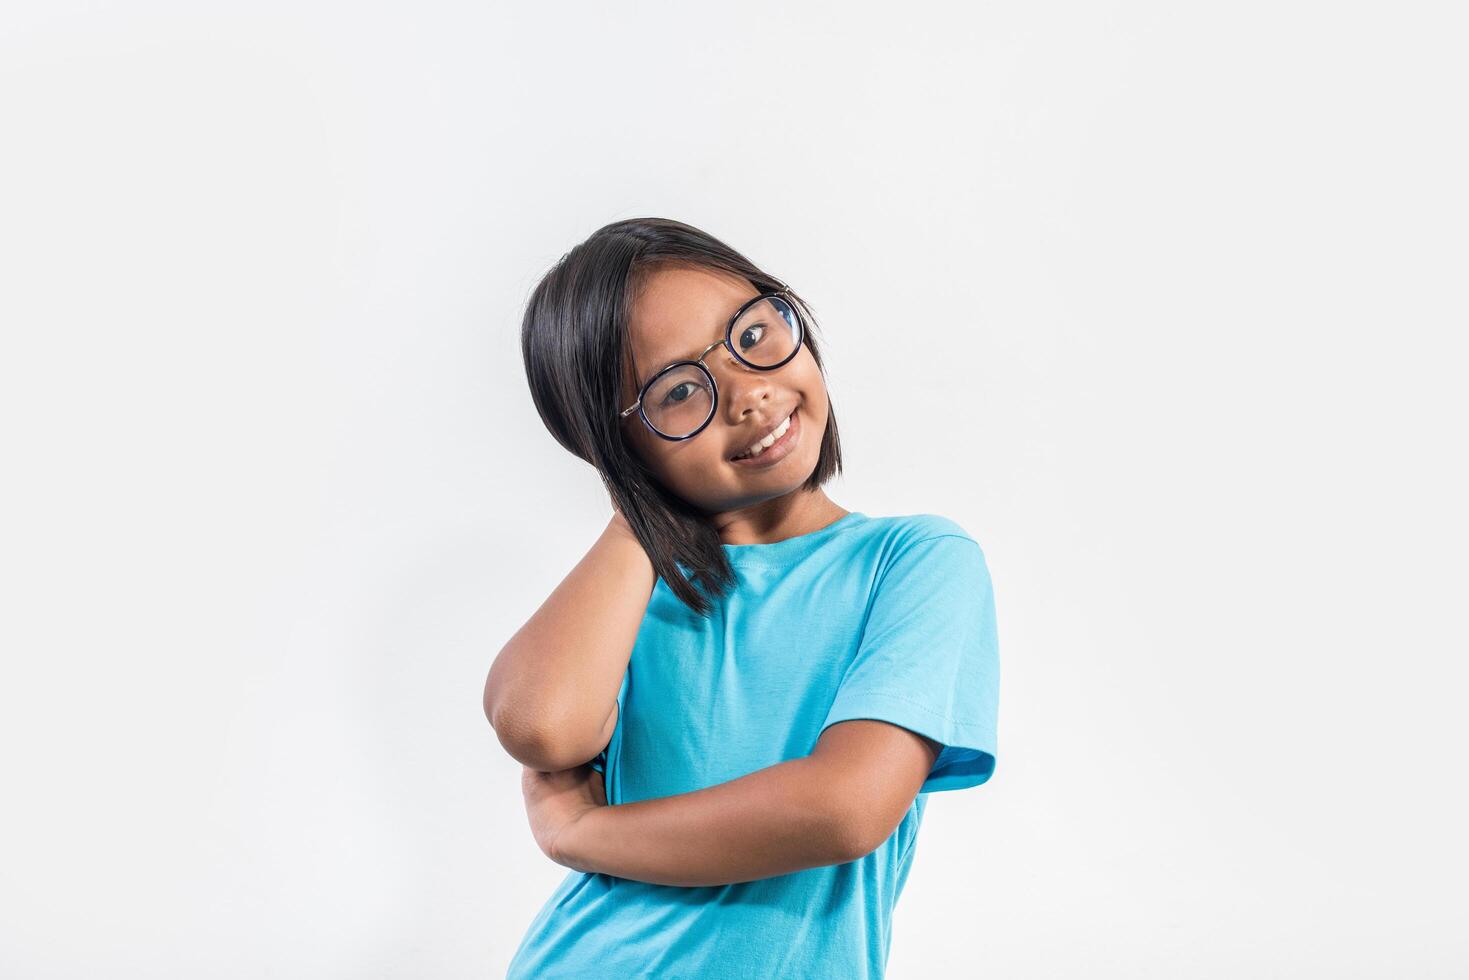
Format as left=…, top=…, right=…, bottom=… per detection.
left=718, top=363, right=775, bottom=421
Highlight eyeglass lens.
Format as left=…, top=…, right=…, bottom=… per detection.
left=642, top=295, right=802, bottom=439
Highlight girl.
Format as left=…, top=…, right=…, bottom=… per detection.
left=484, top=217, right=1000, bottom=978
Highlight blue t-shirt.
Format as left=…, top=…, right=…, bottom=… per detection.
left=505, top=511, right=1001, bottom=979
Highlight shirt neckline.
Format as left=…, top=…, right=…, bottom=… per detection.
left=719, top=511, right=869, bottom=564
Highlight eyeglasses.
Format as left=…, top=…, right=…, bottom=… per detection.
left=617, top=290, right=806, bottom=441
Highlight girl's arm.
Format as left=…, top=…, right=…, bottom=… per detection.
left=551, top=721, right=941, bottom=887
left=484, top=511, right=654, bottom=772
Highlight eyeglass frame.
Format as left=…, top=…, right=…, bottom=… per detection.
left=616, top=288, right=805, bottom=442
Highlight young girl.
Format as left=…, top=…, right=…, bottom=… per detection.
left=484, top=217, right=1000, bottom=978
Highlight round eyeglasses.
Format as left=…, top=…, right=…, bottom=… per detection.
left=617, top=290, right=805, bottom=441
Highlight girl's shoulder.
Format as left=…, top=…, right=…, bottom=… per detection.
left=857, top=513, right=992, bottom=593
left=862, top=511, right=979, bottom=547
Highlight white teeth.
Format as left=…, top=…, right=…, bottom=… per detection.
left=733, top=414, right=791, bottom=459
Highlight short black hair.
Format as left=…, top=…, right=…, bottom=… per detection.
left=520, top=216, right=844, bottom=616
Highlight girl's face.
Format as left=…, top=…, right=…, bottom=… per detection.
left=619, top=263, right=830, bottom=518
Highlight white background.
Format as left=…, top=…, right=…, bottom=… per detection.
left=2, top=2, right=1466, bottom=977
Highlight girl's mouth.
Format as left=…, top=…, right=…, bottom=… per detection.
left=729, top=408, right=800, bottom=468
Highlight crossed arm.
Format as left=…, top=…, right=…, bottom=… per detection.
left=547, top=719, right=942, bottom=887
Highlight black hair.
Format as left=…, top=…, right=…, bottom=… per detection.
left=519, top=216, right=844, bottom=616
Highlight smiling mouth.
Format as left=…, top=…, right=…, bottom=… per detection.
left=729, top=408, right=799, bottom=464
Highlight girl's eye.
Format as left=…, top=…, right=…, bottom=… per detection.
left=738, top=324, right=766, bottom=352
left=662, top=382, right=697, bottom=405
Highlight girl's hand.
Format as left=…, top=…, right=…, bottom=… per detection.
left=521, top=762, right=608, bottom=866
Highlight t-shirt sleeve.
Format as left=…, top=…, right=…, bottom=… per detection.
left=819, top=533, right=1000, bottom=794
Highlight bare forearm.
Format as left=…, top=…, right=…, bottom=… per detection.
left=553, top=756, right=859, bottom=887
left=485, top=517, right=654, bottom=768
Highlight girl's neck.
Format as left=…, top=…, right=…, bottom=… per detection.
left=709, top=490, right=850, bottom=547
